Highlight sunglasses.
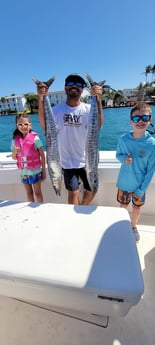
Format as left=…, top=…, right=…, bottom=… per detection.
left=17, top=123, right=30, bottom=127
left=65, top=81, right=84, bottom=88
left=131, top=115, right=151, bottom=123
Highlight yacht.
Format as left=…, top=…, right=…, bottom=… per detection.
left=0, top=151, right=154, bottom=345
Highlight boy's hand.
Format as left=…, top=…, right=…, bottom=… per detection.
left=126, top=153, right=132, bottom=165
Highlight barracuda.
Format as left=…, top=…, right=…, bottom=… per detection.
left=85, top=73, right=105, bottom=193
left=32, top=76, right=62, bottom=196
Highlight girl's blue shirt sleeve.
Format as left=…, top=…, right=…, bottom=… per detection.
left=34, top=135, right=43, bottom=149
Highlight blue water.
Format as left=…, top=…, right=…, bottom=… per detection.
left=1, top=106, right=155, bottom=152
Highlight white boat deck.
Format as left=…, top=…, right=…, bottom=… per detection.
left=0, top=151, right=155, bottom=345
left=0, top=227, right=154, bottom=345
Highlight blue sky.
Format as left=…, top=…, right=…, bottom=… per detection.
left=0, top=0, right=155, bottom=96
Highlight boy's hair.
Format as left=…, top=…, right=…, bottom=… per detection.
left=130, top=103, right=152, bottom=118
left=13, top=113, right=32, bottom=139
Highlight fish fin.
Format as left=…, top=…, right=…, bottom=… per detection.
left=85, top=73, right=106, bottom=87
left=85, top=73, right=94, bottom=86
left=98, top=80, right=106, bottom=86
left=45, top=76, right=56, bottom=87
left=32, top=77, right=40, bottom=85
left=32, top=76, right=56, bottom=88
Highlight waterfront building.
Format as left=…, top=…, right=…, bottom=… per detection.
left=48, top=89, right=89, bottom=105
left=122, top=87, right=142, bottom=103
left=0, top=95, right=27, bottom=114
left=122, top=88, right=138, bottom=99
left=48, top=90, right=66, bottom=105
left=0, top=88, right=90, bottom=114
left=1, top=86, right=150, bottom=114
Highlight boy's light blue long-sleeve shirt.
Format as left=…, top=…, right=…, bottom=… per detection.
left=116, top=131, right=155, bottom=196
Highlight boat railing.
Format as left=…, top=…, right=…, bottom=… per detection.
left=0, top=151, right=121, bottom=169
left=0, top=161, right=17, bottom=168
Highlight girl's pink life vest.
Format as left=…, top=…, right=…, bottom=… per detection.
left=14, top=131, right=41, bottom=170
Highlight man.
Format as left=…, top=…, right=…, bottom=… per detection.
left=37, top=73, right=103, bottom=205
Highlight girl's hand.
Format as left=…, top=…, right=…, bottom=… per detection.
left=12, top=145, right=20, bottom=160
left=41, top=170, right=46, bottom=181
left=13, top=145, right=20, bottom=154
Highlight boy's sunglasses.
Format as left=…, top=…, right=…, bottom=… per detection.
left=65, top=81, right=84, bottom=88
left=131, top=115, right=151, bottom=123
left=17, top=123, right=30, bottom=127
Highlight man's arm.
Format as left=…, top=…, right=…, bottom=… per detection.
left=37, top=83, right=48, bottom=131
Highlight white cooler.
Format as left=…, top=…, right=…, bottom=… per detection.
left=0, top=201, right=144, bottom=318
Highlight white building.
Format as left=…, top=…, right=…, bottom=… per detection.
left=122, top=88, right=138, bottom=100
left=48, top=89, right=89, bottom=105
left=0, top=88, right=92, bottom=114
left=0, top=95, right=27, bottom=114
left=48, top=90, right=66, bottom=105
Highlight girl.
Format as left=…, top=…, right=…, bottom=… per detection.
left=12, top=114, right=46, bottom=202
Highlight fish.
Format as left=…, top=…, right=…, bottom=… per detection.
left=32, top=76, right=62, bottom=196
left=85, top=73, right=105, bottom=193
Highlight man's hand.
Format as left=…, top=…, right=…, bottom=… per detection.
left=37, top=82, right=48, bottom=101
left=90, top=84, right=102, bottom=104
left=90, top=84, right=102, bottom=96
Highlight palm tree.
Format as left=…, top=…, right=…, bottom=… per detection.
left=144, top=65, right=152, bottom=82
left=137, top=82, right=145, bottom=101
left=151, top=64, right=155, bottom=83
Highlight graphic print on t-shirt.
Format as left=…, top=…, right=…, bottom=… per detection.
left=63, top=113, right=82, bottom=127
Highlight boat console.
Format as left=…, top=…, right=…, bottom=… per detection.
left=0, top=201, right=144, bottom=322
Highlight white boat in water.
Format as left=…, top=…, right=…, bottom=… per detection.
left=0, top=151, right=155, bottom=345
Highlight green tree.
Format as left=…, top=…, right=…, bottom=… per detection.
left=24, top=93, right=38, bottom=113
left=0, top=97, right=6, bottom=102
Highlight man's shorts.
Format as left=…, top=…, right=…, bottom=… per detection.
left=63, top=167, right=91, bottom=192
left=117, top=189, right=145, bottom=207
left=21, top=172, right=42, bottom=185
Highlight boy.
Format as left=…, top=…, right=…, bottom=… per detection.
left=116, top=103, right=155, bottom=242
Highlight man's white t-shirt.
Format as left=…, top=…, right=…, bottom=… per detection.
left=53, top=102, right=91, bottom=169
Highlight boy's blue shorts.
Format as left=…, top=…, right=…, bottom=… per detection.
left=21, top=172, right=42, bottom=185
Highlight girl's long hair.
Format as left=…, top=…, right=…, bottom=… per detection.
left=13, top=114, right=32, bottom=139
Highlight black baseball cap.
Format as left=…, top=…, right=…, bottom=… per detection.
left=65, top=74, right=87, bottom=87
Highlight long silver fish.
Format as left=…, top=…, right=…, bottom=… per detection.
left=32, top=76, right=62, bottom=196
left=85, top=73, right=105, bottom=193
